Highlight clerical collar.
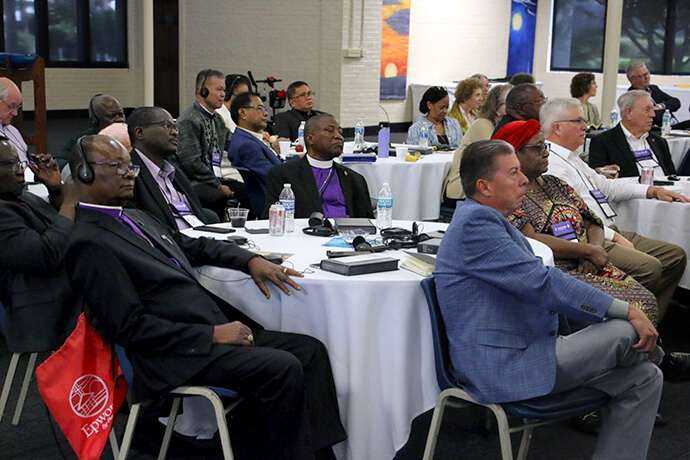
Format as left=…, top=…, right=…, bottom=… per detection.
left=306, top=155, right=333, bottom=169
left=78, top=202, right=124, bottom=219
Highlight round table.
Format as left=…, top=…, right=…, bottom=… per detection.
left=183, top=219, right=554, bottom=460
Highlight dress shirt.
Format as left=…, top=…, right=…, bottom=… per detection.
left=215, top=105, right=243, bottom=182
left=136, top=149, right=200, bottom=230
left=546, top=142, right=648, bottom=240
left=306, top=155, right=348, bottom=218
left=619, top=123, right=663, bottom=178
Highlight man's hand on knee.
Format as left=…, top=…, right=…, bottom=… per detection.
left=627, top=306, right=659, bottom=354
left=213, top=321, right=254, bottom=346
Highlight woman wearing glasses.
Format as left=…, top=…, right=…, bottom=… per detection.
left=406, top=86, right=462, bottom=150
left=494, top=120, right=658, bottom=324
left=442, top=84, right=512, bottom=207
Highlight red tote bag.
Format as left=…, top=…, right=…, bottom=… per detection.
left=36, top=313, right=128, bottom=460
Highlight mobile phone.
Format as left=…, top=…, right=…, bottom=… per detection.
left=245, top=227, right=270, bottom=234
left=193, top=225, right=236, bottom=234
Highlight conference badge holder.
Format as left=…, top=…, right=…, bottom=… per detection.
left=551, top=221, right=579, bottom=242
left=588, top=189, right=617, bottom=218
left=212, top=152, right=223, bottom=178
left=633, top=149, right=659, bottom=169
left=170, top=201, right=205, bottom=228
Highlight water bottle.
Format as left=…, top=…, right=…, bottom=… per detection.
left=354, top=118, right=365, bottom=151
left=419, top=123, right=429, bottom=148
left=376, top=182, right=393, bottom=230
left=609, top=108, right=619, bottom=128
left=662, top=109, right=671, bottom=136
left=279, top=183, right=295, bottom=232
left=378, top=122, right=390, bottom=158
left=297, top=121, right=306, bottom=149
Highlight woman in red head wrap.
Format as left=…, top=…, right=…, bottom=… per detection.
left=493, top=120, right=658, bottom=324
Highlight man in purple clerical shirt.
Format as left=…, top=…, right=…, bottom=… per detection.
left=263, top=113, right=374, bottom=219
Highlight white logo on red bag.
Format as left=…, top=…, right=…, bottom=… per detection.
left=69, top=374, right=109, bottom=418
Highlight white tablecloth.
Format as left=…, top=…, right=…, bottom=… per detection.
left=182, top=220, right=554, bottom=460
left=613, top=198, right=690, bottom=289
left=617, top=85, right=690, bottom=123
left=343, top=155, right=454, bottom=221
left=666, top=136, right=690, bottom=169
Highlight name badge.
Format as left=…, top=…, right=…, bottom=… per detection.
left=551, top=221, right=579, bottom=242
left=171, top=201, right=193, bottom=215
left=171, top=202, right=205, bottom=228
left=212, top=152, right=223, bottom=178
left=634, top=149, right=658, bottom=169
left=588, top=188, right=617, bottom=218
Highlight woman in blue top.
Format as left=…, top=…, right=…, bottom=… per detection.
left=406, top=86, right=462, bottom=150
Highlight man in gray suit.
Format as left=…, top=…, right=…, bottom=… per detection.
left=435, top=139, right=663, bottom=460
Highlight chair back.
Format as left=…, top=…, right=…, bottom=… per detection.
left=234, top=165, right=266, bottom=218
left=420, top=277, right=458, bottom=391
left=114, top=345, right=134, bottom=388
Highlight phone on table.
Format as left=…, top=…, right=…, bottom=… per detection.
left=193, top=225, right=236, bottom=234
left=245, top=227, right=270, bottom=234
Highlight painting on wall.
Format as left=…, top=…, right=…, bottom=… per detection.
left=380, top=0, right=411, bottom=100
left=507, top=0, right=538, bottom=76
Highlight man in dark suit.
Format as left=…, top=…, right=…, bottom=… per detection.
left=436, top=139, right=662, bottom=459
left=127, top=106, right=209, bottom=230
left=66, top=135, right=346, bottom=459
left=272, top=81, right=324, bottom=141
left=263, top=114, right=374, bottom=219
left=589, top=90, right=676, bottom=178
left=0, top=137, right=80, bottom=353
left=626, top=61, right=680, bottom=127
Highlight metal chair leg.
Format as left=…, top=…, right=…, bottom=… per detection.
left=109, top=428, right=120, bottom=459
left=516, top=420, right=535, bottom=460
left=0, top=353, right=20, bottom=425
left=118, top=402, right=141, bottom=460
left=423, top=392, right=451, bottom=460
left=158, top=397, right=182, bottom=460
left=12, top=352, right=38, bottom=425
left=489, top=406, right=514, bottom=460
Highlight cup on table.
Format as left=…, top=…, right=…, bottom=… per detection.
left=279, top=141, right=291, bottom=158
left=395, top=145, right=408, bottom=161
left=226, top=208, right=249, bottom=228
left=343, top=142, right=355, bottom=154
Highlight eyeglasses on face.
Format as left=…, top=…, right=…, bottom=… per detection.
left=0, top=160, right=27, bottom=172
left=138, top=120, right=178, bottom=132
left=556, top=118, right=588, bottom=125
left=0, top=98, right=22, bottom=111
left=522, top=96, right=548, bottom=106
left=243, top=105, right=268, bottom=113
left=88, top=161, right=141, bottom=177
left=521, top=142, right=550, bottom=155
left=292, top=91, right=316, bottom=99
left=632, top=72, right=650, bottom=79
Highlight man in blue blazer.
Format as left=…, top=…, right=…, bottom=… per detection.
left=435, top=139, right=663, bottom=459
left=227, top=91, right=282, bottom=185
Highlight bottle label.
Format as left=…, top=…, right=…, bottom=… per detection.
left=377, top=198, right=393, bottom=208
left=280, top=199, right=295, bottom=212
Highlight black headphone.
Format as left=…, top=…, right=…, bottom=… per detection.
left=74, top=136, right=95, bottom=184
left=224, top=75, right=243, bottom=102
left=199, top=70, right=211, bottom=98
left=88, top=94, right=104, bottom=128
left=302, top=212, right=338, bottom=237
left=381, top=223, right=430, bottom=249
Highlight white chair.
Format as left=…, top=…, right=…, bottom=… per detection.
left=0, top=351, right=38, bottom=426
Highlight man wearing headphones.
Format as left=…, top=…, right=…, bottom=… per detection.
left=56, top=94, right=126, bottom=170
left=176, top=69, right=247, bottom=220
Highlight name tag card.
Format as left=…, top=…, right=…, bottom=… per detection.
left=551, top=221, right=579, bottom=242
left=212, top=152, right=223, bottom=178
left=171, top=201, right=205, bottom=227
left=588, top=188, right=617, bottom=218
left=634, top=149, right=658, bottom=169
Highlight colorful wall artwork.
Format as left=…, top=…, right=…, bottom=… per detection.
left=507, top=0, right=538, bottom=76
left=380, top=0, right=411, bottom=100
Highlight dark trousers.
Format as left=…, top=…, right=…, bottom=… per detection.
left=192, top=180, right=249, bottom=222
left=186, top=330, right=346, bottom=460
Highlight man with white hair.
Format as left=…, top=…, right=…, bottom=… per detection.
left=0, top=77, right=29, bottom=164
left=589, top=90, right=676, bottom=178
left=625, top=61, right=680, bottom=128
left=542, top=98, right=687, bottom=329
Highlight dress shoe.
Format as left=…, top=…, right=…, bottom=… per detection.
left=659, top=352, right=690, bottom=382
left=567, top=411, right=600, bottom=437
left=655, top=413, right=668, bottom=427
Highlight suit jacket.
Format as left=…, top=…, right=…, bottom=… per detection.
left=434, top=198, right=612, bottom=404
left=272, top=108, right=324, bottom=141
left=0, top=192, right=81, bottom=352
left=129, top=149, right=209, bottom=231
left=227, top=128, right=282, bottom=185
left=66, top=207, right=260, bottom=401
left=588, top=124, right=675, bottom=178
left=262, top=155, right=374, bottom=219
left=628, top=84, right=681, bottom=127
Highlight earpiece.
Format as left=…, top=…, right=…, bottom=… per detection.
left=75, top=136, right=94, bottom=184
left=303, top=212, right=338, bottom=237
left=88, top=94, right=104, bottom=128
left=199, top=70, right=210, bottom=98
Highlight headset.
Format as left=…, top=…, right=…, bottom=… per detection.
left=224, top=74, right=245, bottom=102
left=380, top=222, right=430, bottom=249
left=88, top=94, right=104, bottom=128
left=74, top=136, right=95, bottom=184
left=199, top=69, right=212, bottom=98
left=302, top=212, right=338, bottom=237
